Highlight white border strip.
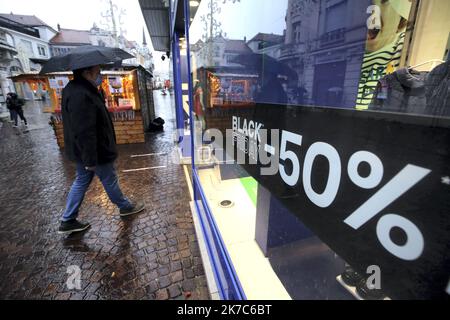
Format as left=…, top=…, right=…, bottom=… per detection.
left=130, top=153, right=168, bottom=158
left=184, top=165, right=220, bottom=299
left=190, top=201, right=221, bottom=300
left=183, top=165, right=194, bottom=200
left=122, top=166, right=166, bottom=173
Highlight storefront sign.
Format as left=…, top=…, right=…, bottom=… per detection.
left=49, top=77, right=69, bottom=89
left=212, top=97, right=224, bottom=105
left=118, top=98, right=134, bottom=108
left=216, top=105, right=450, bottom=299
left=48, top=78, right=58, bottom=89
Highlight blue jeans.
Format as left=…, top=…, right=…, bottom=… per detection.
left=62, top=162, right=132, bottom=221
left=10, top=109, right=27, bottom=126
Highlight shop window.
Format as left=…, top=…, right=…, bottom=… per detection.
left=187, top=0, right=450, bottom=300
left=361, top=0, right=450, bottom=116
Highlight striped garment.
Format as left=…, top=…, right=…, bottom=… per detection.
left=355, top=32, right=406, bottom=110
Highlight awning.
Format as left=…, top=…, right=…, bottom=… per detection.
left=139, top=0, right=170, bottom=52
left=8, top=72, right=47, bottom=81
left=214, top=73, right=259, bottom=78
left=8, top=70, right=138, bottom=82
left=174, top=0, right=200, bottom=36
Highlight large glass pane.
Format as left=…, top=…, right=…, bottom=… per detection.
left=189, top=0, right=450, bottom=300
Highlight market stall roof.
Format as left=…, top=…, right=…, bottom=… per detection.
left=214, top=73, right=258, bottom=78
left=8, top=69, right=141, bottom=82
left=8, top=72, right=46, bottom=81
left=139, top=0, right=170, bottom=52
left=119, top=63, right=153, bottom=77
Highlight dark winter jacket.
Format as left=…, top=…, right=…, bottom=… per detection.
left=425, top=60, right=450, bottom=117
left=61, top=76, right=117, bottom=167
left=369, top=68, right=428, bottom=115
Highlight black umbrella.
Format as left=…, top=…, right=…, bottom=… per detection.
left=39, top=45, right=134, bottom=74
left=230, top=53, right=298, bottom=80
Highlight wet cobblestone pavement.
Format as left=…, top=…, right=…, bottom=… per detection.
left=0, top=92, right=210, bottom=300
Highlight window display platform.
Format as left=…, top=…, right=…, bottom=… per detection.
left=197, top=166, right=291, bottom=300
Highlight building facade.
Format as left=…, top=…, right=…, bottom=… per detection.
left=191, top=36, right=253, bottom=69
left=247, top=33, right=284, bottom=59
left=0, top=27, right=17, bottom=104
left=0, top=14, right=54, bottom=101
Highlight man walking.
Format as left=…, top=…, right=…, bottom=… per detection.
left=59, top=65, right=145, bottom=234
left=6, top=92, right=28, bottom=128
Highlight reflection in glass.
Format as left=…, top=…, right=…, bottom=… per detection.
left=188, top=0, right=450, bottom=300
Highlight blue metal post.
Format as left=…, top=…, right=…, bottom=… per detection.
left=171, top=32, right=185, bottom=143
left=183, top=0, right=246, bottom=300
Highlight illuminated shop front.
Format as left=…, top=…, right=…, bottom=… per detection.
left=11, top=66, right=154, bottom=147
left=143, top=0, right=450, bottom=300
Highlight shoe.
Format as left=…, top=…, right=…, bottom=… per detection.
left=355, top=277, right=386, bottom=300
left=120, top=200, right=145, bottom=217
left=341, top=264, right=365, bottom=287
left=58, top=219, right=91, bottom=235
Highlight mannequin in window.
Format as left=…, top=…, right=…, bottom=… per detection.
left=356, top=0, right=412, bottom=110
left=193, top=80, right=206, bottom=130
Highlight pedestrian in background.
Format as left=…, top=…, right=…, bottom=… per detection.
left=6, top=92, right=28, bottom=128
left=5, top=92, right=14, bottom=123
